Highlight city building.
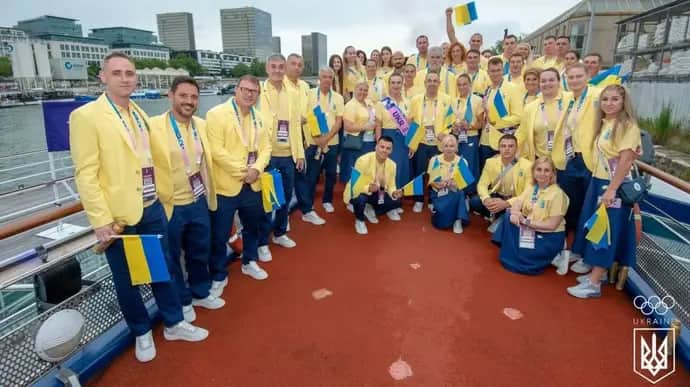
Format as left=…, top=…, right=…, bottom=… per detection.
left=157, top=12, right=196, bottom=51
left=110, top=43, right=170, bottom=61
left=137, top=67, right=189, bottom=89
left=523, top=0, right=671, bottom=67
left=220, top=7, right=272, bottom=59
left=89, top=27, right=157, bottom=46
left=272, top=36, right=281, bottom=54
left=301, top=32, right=327, bottom=76
left=14, top=15, right=82, bottom=37
left=220, top=52, right=254, bottom=74
left=35, top=34, right=109, bottom=66
left=0, top=29, right=52, bottom=89
left=173, top=50, right=254, bottom=75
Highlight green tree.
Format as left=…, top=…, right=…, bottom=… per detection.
left=134, top=58, right=169, bottom=69
left=169, top=55, right=203, bottom=76
left=250, top=59, right=266, bottom=77
left=489, top=39, right=503, bottom=55
left=231, top=63, right=251, bottom=77
left=87, top=63, right=100, bottom=78
left=0, top=57, right=12, bottom=77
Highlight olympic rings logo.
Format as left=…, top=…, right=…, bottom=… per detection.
left=633, top=295, right=676, bottom=316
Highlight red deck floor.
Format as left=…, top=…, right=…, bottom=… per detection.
left=89, top=187, right=689, bottom=386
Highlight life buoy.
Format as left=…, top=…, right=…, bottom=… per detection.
left=633, top=203, right=642, bottom=244
left=228, top=224, right=243, bottom=254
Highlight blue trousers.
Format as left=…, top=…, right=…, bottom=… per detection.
left=295, top=145, right=322, bottom=214
left=412, top=143, right=439, bottom=203
left=321, top=145, right=338, bottom=204
left=105, top=201, right=183, bottom=336
left=458, top=135, right=480, bottom=195
left=167, top=197, right=211, bottom=306
left=210, top=186, right=263, bottom=280
left=382, top=128, right=411, bottom=189
left=479, top=144, right=497, bottom=173
left=259, top=156, right=295, bottom=244
left=339, top=147, right=362, bottom=184
left=362, top=140, right=376, bottom=154
left=430, top=189, right=469, bottom=229
left=351, top=192, right=401, bottom=221
left=556, top=153, right=592, bottom=231
left=469, top=193, right=508, bottom=219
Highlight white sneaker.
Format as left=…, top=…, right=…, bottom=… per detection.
left=346, top=203, right=354, bottom=213
left=192, top=294, right=226, bottom=310
left=241, top=261, right=268, bottom=280
left=577, top=272, right=608, bottom=284
left=323, top=202, right=335, bottom=213
left=302, top=211, right=326, bottom=225
left=164, top=321, right=209, bottom=342
left=258, top=245, right=272, bottom=262
left=272, top=234, right=296, bottom=248
left=569, top=252, right=582, bottom=262
left=453, top=220, right=464, bottom=234
left=209, top=277, right=228, bottom=298
left=355, top=220, right=368, bottom=235
left=386, top=209, right=401, bottom=221
left=428, top=203, right=434, bottom=212
left=364, top=204, right=379, bottom=224
left=413, top=202, right=424, bottom=213
left=570, top=259, right=592, bottom=274
left=135, top=331, right=156, bottom=362
left=487, top=218, right=500, bottom=233
left=397, top=207, right=404, bottom=214
left=553, top=252, right=570, bottom=276
left=182, top=304, right=196, bottom=323
left=567, top=281, right=601, bottom=299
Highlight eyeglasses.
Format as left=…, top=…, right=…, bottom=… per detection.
left=239, top=86, right=259, bottom=95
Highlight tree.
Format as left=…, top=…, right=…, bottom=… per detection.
left=87, top=63, right=100, bottom=79
left=231, top=63, right=251, bottom=77
left=0, top=57, right=12, bottom=77
left=134, top=58, right=169, bottom=69
left=169, top=54, right=203, bottom=76
left=490, top=39, right=503, bottom=56
left=250, top=59, right=266, bottom=77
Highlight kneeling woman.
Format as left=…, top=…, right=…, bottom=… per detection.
left=428, top=135, right=470, bottom=234
left=492, top=157, right=569, bottom=275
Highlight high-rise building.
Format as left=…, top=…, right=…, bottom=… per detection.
left=220, top=7, right=272, bottom=59
left=157, top=12, right=196, bottom=51
left=14, top=15, right=82, bottom=37
left=89, top=27, right=157, bottom=46
left=301, top=32, right=327, bottom=76
left=272, top=36, right=281, bottom=54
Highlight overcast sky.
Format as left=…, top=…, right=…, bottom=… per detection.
left=2, top=0, right=579, bottom=56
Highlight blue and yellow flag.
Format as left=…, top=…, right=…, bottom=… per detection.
left=453, top=159, right=475, bottom=190
left=443, top=105, right=455, bottom=130
left=454, top=2, right=478, bottom=25
left=307, top=105, right=329, bottom=137
left=584, top=203, right=611, bottom=250
left=122, top=235, right=170, bottom=286
left=589, top=64, right=623, bottom=87
left=405, top=121, right=424, bottom=149
left=402, top=173, right=425, bottom=196
left=463, top=97, right=473, bottom=125
left=493, top=90, right=508, bottom=119
left=429, top=157, right=443, bottom=183
left=345, top=168, right=372, bottom=202
left=260, top=169, right=286, bottom=213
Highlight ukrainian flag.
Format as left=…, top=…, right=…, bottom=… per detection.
left=345, top=168, right=371, bottom=202
left=453, top=159, right=475, bottom=190
left=584, top=204, right=611, bottom=250
left=402, top=173, right=425, bottom=196
left=429, top=157, right=443, bottom=183
left=589, top=64, right=623, bottom=87
left=122, top=235, right=170, bottom=286
left=261, top=169, right=286, bottom=213
left=493, top=90, right=509, bottom=119
left=454, top=2, right=478, bottom=25
left=405, top=121, right=424, bottom=149
left=307, top=105, right=329, bottom=137
left=443, top=105, right=455, bottom=130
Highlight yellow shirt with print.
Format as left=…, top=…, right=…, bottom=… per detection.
left=376, top=95, right=410, bottom=130
left=591, top=118, right=642, bottom=180
left=306, top=88, right=345, bottom=146
left=510, top=183, right=569, bottom=232
left=477, top=156, right=532, bottom=201
left=426, top=154, right=470, bottom=189
left=407, top=93, right=453, bottom=150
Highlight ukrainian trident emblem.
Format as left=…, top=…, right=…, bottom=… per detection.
left=633, top=328, right=676, bottom=384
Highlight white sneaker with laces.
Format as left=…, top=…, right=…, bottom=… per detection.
left=302, top=211, right=326, bottom=225
left=163, top=321, right=209, bottom=342
left=577, top=272, right=608, bottom=284
left=258, top=245, right=272, bottom=262
left=413, top=202, right=424, bottom=213
left=570, top=259, right=592, bottom=274
left=453, top=220, right=464, bottom=234
left=386, top=210, right=401, bottom=221
left=567, top=281, right=601, bottom=299
left=323, top=202, right=335, bottom=213
left=364, top=205, right=379, bottom=224
left=135, top=331, right=156, bottom=362
left=553, top=251, right=570, bottom=276
left=182, top=304, right=196, bottom=323
left=241, top=261, right=269, bottom=280
left=209, top=277, right=228, bottom=298
left=192, top=294, right=226, bottom=310
left=272, top=234, right=296, bottom=248
left=569, top=252, right=582, bottom=263
left=355, top=220, right=368, bottom=234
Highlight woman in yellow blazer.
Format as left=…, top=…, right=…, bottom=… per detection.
left=452, top=73, right=484, bottom=194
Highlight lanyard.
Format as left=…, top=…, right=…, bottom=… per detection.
left=456, top=96, right=473, bottom=123
left=530, top=184, right=540, bottom=205
left=106, top=94, right=151, bottom=161
left=317, top=89, right=333, bottom=113
left=231, top=97, right=259, bottom=151
left=566, top=86, right=589, bottom=130
left=539, top=98, right=564, bottom=132
left=422, top=95, right=438, bottom=125
left=168, top=112, right=202, bottom=173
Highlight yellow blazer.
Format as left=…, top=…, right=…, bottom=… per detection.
left=343, top=152, right=397, bottom=203
left=205, top=99, right=272, bottom=197
left=477, top=156, right=533, bottom=201
left=516, top=91, right=569, bottom=161
left=69, top=93, right=153, bottom=229
left=413, top=68, right=458, bottom=99
left=552, top=86, right=601, bottom=172
left=259, top=79, right=305, bottom=162
left=149, top=112, right=217, bottom=218
left=407, top=93, right=453, bottom=151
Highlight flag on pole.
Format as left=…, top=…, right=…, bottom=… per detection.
left=402, top=174, right=425, bottom=196
left=405, top=121, right=424, bottom=149
left=454, top=2, right=478, bottom=25
left=121, top=235, right=170, bottom=285
left=584, top=204, right=611, bottom=250
left=453, top=159, right=475, bottom=190
left=589, top=64, right=624, bottom=87
left=45, top=100, right=87, bottom=152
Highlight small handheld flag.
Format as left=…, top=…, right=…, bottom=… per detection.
left=307, top=105, right=330, bottom=137
left=455, top=2, right=478, bottom=25
left=261, top=169, right=286, bottom=213
left=346, top=168, right=372, bottom=202
left=402, top=174, right=425, bottom=196
left=443, top=105, right=455, bottom=130
left=584, top=204, right=611, bottom=250
left=453, top=159, right=475, bottom=190
left=493, top=90, right=508, bottom=119
left=405, top=121, right=424, bottom=149
left=429, top=157, right=443, bottom=183
left=121, top=235, right=170, bottom=286
left=589, top=64, right=623, bottom=87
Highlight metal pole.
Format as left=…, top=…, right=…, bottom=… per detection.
left=584, top=0, right=595, bottom=55
left=47, top=151, right=63, bottom=232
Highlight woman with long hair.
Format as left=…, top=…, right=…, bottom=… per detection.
left=356, top=50, right=367, bottom=66
left=343, top=46, right=366, bottom=102
left=329, top=54, right=344, bottom=95
left=445, top=42, right=467, bottom=74
left=567, top=85, right=642, bottom=299
left=375, top=72, right=411, bottom=188
left=378, top=46, right=394, bottom=77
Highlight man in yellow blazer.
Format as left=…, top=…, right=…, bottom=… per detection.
left=256, top=54, right=306, bottom=256
left=149, top=76, right=224, bottom=324
left=206, top=75, right=273, bottom=285
left=69, top=52, right=208, bottom=363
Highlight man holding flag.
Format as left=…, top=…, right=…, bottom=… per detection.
left=69, top=52, right=208, bottom=363
left=343, top=136, right=403, bottom=235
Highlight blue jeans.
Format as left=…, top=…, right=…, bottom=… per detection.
left=339, top=148, right=362, bottom=183
left=295, top=145, right=323, bottom=214
left=351, top=193, right=401, bottom=221
left=105, top=201, right=183, bottom=336
left=259, top=156, right=295, bottom=244
left=479, top=144, right=497, bottom=173
left=210, top=186, right=263, bottom=280
left=321, top=144, right=338, bottom=204
left=469, top=193, right=508, bottom=218
left=167, top=197, right=211, bottom=306
left=556, top=153, right=592, bottom=231
left=412, top=143, right=439, bottom=203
